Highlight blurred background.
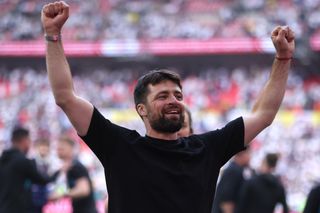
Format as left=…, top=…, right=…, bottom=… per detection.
left=1, top=0, right=320, bottom=212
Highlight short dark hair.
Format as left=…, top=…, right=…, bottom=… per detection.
left=134, top=69, right=182, bottom=107
left=185, top=107, right=193, bottom=134
left=35, top=138, right=50, bottom=147
left=11, top=127, right=29, bottom=144
left=58, top=136, right=76, bottom=148
left=265, top=153, right=279, bottom=169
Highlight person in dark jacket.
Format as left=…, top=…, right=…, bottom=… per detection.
left=0, top=127, right=58, bottom=213
left=303, top=184, right=320, bottom=213
left=236, top=153, right=288, bottom=213
left=212, top=147, right=254, bottom=213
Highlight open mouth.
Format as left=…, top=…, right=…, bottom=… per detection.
left=165, top=110, right=180, bottom=114
left=163, top=106, right=182, bottom=117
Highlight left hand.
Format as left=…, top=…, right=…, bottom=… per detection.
left=271, top=26, right=295, bottom=58
left=48, top=191, right=69, bottom=201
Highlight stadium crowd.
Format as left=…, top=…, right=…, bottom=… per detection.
left=0, top=65, right=320, bottom=211
left=0, top=0, right=320, bottom=41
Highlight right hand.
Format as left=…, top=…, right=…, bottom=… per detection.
left=41, top=1, right=69, bottom=35
left=271, top=26, right=295, bottom=59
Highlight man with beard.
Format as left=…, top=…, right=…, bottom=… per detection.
left=41, top=2, right=295, bottom=213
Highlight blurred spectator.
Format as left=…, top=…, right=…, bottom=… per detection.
left=212, top=147, right=254, bottom=213
left=50, top=136, right=98, bottom=213
left=303, top=184, right=320, bottom=213
left=236, top=153, right=289, bottom=213
left=0, top=127, right=58, bottom=213
left=177, top=107, right=193, bottom=137
left=30, top=138, right=58, bottom=213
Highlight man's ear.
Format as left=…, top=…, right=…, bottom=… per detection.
left=137, top=103, right=147, bottom=117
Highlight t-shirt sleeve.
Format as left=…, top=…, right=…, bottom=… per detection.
left=200, top=117, right=246, bottom=167
left=69, top=163, right=88, bottom=180
left=79, top=107, right=138, bottom=163
left=67, top=163, right=90, bottom=188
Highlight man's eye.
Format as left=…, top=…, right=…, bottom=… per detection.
left=176, top=95, right=183, bottom=100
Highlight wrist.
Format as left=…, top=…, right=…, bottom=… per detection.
left=44, top=33, right=61, bottom=42
left=275, top=56, right=292, bottom=61
left=43, top=26, right=61, bottom=36
left=275, top=52, right=293, bottom=59
left=64, top=191, right=71, bottom=198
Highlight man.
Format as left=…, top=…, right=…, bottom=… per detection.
left=31, top=138, right=56, bottom=213
left=212, top=148, right=253, bottom=213
left=303, top=184, right=320, bottom=213
left=236, top=153, right=288, bottom=213
left=41, top=1, right=295, bottom=212
left=50, top=136, right=97, bottom=213
left=0, top=127, right=58, bottom=213
left=177, top=107, right=193, bottom=137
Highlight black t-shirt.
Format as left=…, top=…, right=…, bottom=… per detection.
left=80, top=107, right=245, bottom=213
left=67, top=160, right=97, bottom=213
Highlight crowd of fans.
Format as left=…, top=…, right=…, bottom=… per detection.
left=0, top=65, right=320, bottom=211
left=1, top=0, right=320, bottom=41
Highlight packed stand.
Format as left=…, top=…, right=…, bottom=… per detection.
left=1, top=0, right=320, bottom=41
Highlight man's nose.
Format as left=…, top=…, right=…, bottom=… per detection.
left=167, top=94, right=180, bottom=104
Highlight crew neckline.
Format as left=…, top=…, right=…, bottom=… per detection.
left=145, top=135, right=181, bottom=146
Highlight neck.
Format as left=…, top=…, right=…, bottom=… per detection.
left=144, top=119, right=179, bottom=140
left=260, top=167, right=273, bottom=174
left=13, top=144, right=25, bottom=154
left=146, top=129, right=179, bottom=140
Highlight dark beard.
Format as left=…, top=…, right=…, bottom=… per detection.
left=150, top=113, right=184, bottom=133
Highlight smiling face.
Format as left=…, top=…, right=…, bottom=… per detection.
left=138, top=80, right=185, bottom=134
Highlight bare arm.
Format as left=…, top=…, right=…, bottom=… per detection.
left=67, top=177, right=91, bottom=199
left=49, top=177, right=91, bottom=201
left=243, top=26, right=295, bottom=145
left=41, top=1, right=93, bottom=136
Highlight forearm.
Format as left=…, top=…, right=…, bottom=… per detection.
left=251, top=58, right=291, bottom=124
left=46, top=40, right=75, bottom=106
left=67, top=188, right=89, bottom=199
left=26, top=160, right=57, bottom=184
left=66, top=178, right=91, bottom=199
left=243, top=26, right=294, bottom=144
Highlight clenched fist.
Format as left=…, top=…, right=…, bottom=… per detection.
left=41, top=1, right=69, bottom=35
left=271, top=26, right=295, bottom=59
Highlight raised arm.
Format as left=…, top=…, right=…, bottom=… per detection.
left=41, top=1, right=93, bottom=136
left=243, top=26, right=295, bottom=145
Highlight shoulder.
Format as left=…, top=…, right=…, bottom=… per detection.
left=84, top=107, right=140, bottom=138
left=197, top=117, right=244, bottom=140
left=71, top=160, right=86, bottom=170
left=69, top=161, right=88, bottom=175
